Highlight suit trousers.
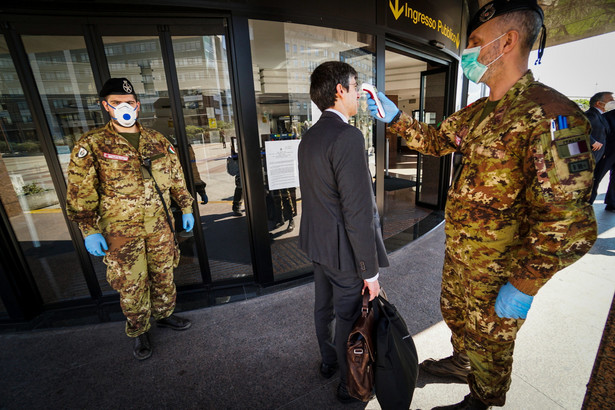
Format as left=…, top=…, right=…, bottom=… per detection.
left=313, top=262, right=364, bottom=383
left=590, top=153, right=615, bottom=206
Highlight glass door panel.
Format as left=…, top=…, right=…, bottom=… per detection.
left=382, top=50, right=433, bottom=240
left=170, top=32, right=253, bottom=282
left=101, top=34, right=208, bottom=286
left=416, top=68, right=447, bottom=208
left=1, top=35, right=91, bottom=303
left=249, top=20, right=376, bottom=279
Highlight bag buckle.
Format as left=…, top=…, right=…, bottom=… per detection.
left=354, top=348, right=364, bottom=355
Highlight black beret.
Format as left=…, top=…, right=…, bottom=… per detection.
left=467, top=0, right=544, bottom=36
left=99, top=78, right=137, bottom=98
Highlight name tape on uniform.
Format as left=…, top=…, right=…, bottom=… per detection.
left=103, top=152, right=129, bottom=161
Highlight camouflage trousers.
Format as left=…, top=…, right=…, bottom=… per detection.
left=441, top=232, right=525, bottom=407
left=103, top=222, right=179, bottom=338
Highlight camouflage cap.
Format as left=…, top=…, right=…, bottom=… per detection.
left=99, top=78, right=137, bottom=98
left=467, top=0, right=544, bottom=36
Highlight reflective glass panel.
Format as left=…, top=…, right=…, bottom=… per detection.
left=170, top=33, right=253, bottom=282
left=249, top=20, right=376, bottom=279
left=1, top=35, right=91, bottom=303
left=382, top=50, right=432, bottom=240
left=101, top=35, right=205, bottom=286
left=23, top=35, right=112, bottom=295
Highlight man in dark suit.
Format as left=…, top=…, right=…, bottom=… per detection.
left=298, top=61, right=389, bottom=403
left=585, top=91, right=613, bottom=162
left=591, top=98, right=615, bottom=211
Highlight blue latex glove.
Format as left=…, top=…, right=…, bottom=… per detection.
left=182, top=213, right=195, bottom=232
left=366, top=91, right=400, bottom=123
left=495, top=282, right=534, bottom=319
left=84, top=233, right=108, bottom=257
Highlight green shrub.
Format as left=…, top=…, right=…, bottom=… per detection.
left=22, top=182, right=45, bottom=195
left=15, top=141, right=40, bottom=153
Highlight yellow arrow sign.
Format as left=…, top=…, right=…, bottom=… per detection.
left=390, top=0, right=404, bottom=20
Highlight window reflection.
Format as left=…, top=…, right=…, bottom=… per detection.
left=0, top=35, right=91, bottom=303
left=170, top=34, right=253, bottom=282
left=249, top=20, right=376, bottom=279
left=102, top=35, right=208, bottom=286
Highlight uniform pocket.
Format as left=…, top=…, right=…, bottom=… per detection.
left=150, top=154, right=173, bottom=191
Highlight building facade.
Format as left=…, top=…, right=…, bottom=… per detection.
left=0, top=0, right=471, bottom=327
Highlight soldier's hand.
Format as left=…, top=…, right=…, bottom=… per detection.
left=367, top=91, right=400, bottom=123
left=84, top=233, right=108, bottom=257
left=495, top=282, right=533, bottom=319
left=182, top=213, right=195, bottom=232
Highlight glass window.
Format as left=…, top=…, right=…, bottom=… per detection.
left=249, top=20, right=376, bottom=279
left=170, top=33, right=253, bottom=282
left=102, top=35, right=210, bottom=286
left=1, top=35, right=91, bottom=303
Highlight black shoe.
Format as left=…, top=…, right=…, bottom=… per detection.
left=432, top=394, right=491, bottom=410
left=156, top=314, right=192, bottom=331
left=420, top=352, right=470, bottom=383
left=319, top=362, right=338, bottom=379
left=133, top=332, right=152, bottom=361
left=287, top=219, right=295, bottom=231
left=232, top=208, right=243, bottom=216
left=336, top=382, right=362, bottom=404
left=273, top=221, right=284, bottom=229
left=606, top=205, right=615, bottom=212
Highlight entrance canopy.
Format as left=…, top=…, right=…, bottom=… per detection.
left=540, top=0, right=615, bottom=47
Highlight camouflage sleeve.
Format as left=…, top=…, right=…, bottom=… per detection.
left=509, top=112, right=597, bottom=295
left=387, top=111, right=458, bottom=156
left=167, top=143, right=194, bottom=214
left=65, top=139, right=101, bottom=237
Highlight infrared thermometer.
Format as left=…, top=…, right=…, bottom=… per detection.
left=361, top=83, right=385, bottom=119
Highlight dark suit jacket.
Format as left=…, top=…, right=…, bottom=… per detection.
left=585, top=106, right=610, bottom=160
left=298, top=111, right=389, bottom=279
left=604, top=110, right=615, bottom=158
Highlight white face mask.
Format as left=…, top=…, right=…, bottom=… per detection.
left=108, top=102, right=138, bottom=127
left=604, top=100, right=615, bottom=112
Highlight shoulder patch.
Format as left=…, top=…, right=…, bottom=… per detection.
left=168, top=145, right=176, bottom=155
left=77, top=147, right=88, bottom=158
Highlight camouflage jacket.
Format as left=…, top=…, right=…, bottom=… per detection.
left=66, top=121, right=194, bottom=238
left=387, top=71, right=597, bottom=295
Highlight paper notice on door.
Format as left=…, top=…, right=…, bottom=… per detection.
left=264, top=139, right=300, bottom=190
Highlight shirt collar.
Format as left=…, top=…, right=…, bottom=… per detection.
left=325, top=108, right=348, bottom=123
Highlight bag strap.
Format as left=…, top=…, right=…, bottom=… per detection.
left=141, top=156, right=179, bottom=247
left=361, top=291, right=370, bottom=318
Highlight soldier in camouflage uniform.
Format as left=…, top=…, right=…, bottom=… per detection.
left=66, top=78, right=195, bottom=361
left=367, top=1, right=597, bottom=408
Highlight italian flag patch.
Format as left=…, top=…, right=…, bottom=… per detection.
left=168, top=145, right=176, bottom=154
left=556, top=136, right=589, bottom=159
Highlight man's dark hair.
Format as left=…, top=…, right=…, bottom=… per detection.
left=590, top=92, right=613, bottom=107
left=310, top=61, right=357, bottom=112
left=498, top=10, right=543, bottom=54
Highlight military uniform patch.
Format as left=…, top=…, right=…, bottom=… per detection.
left=77, top=147, right=88, bottom=158
left=103, top=152, right=129, bottom=161
left=569, top=159, right=590, bottom=173
left=555, top=136, right=589, bottom=159
left=168, top=145, right=176, bottom=154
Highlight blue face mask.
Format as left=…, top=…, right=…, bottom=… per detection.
left=461, top=32, right=506, bottom=84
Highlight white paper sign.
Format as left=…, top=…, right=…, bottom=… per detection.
left=265, top=139, right=301, bottom=190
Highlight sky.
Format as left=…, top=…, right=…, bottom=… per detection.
left=529, top=31, right=615, bottom=99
